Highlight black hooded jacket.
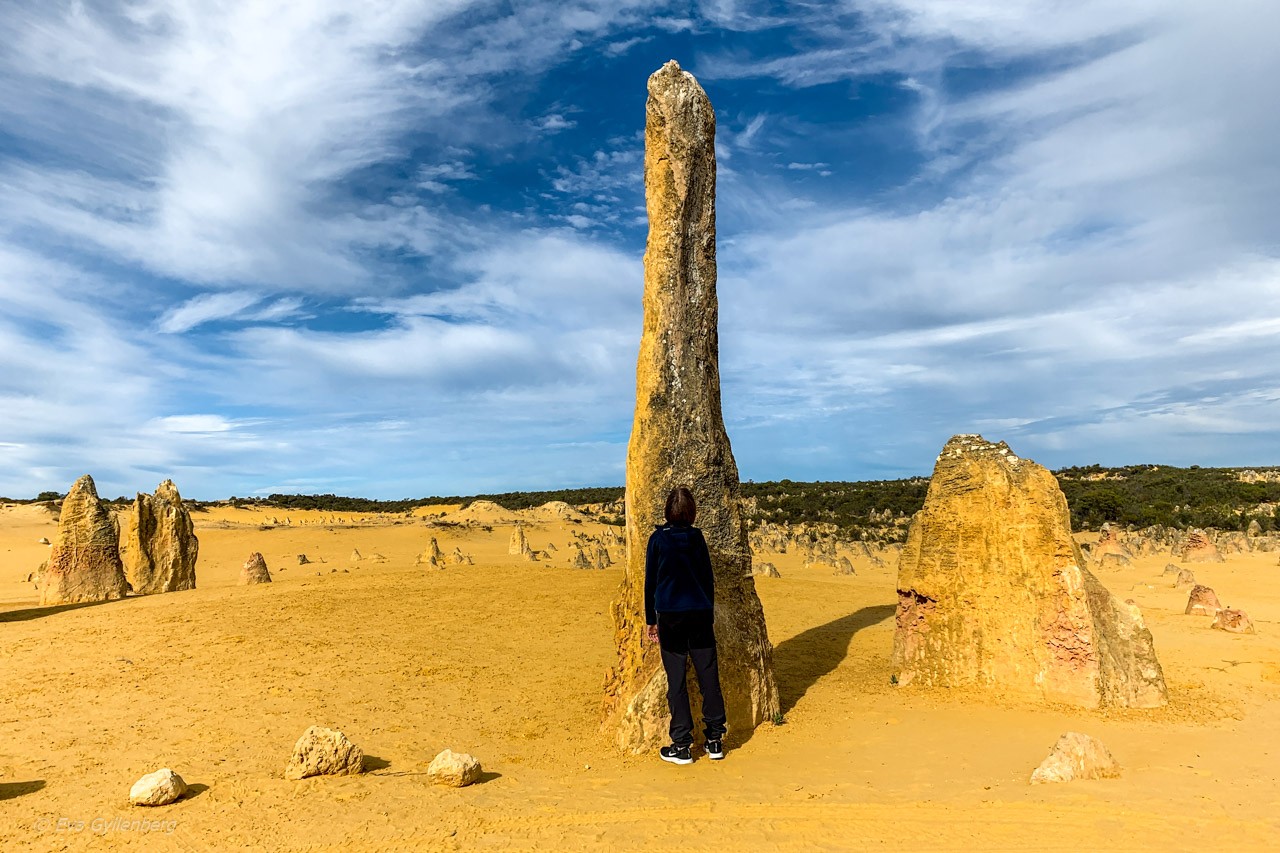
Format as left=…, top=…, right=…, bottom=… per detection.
left=644, top=522, right=715, bottom=625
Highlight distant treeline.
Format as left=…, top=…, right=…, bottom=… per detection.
left=1056, top=464, right=1280, bottom=532
left=12, top=465, right=1280, bottom=535
left=224, top=487, right=628, bottom=515
left=741, top=478, right=929, bottom=537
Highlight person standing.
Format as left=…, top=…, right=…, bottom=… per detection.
left=645, top=486, right=727, bottom=764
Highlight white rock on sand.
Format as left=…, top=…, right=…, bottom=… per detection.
left=129, top=768, right=188, bottom=806
left=1030, top=732, right=1121, bottom=784
left=427, top=749, right=482, bottom=787
left=284, top=726, right=364, bottom=780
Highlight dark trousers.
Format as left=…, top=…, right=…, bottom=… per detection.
left=658, top=609, right=727, bottom=746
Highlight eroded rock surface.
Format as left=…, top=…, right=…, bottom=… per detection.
left=603, top=60, right=779, bottom=753
left=129, top=768, right=188, bottom=806
left=1178, top=529, right=1224, bottom=563
left=1185, top=585, right=1222, bottom=616
left=1211, top=608, right=1255, bottom=634
left=1030, top=732, right=1121, bottom=784
left=427, top=749, right=482, bottom=787
left=122, top=480, right=198, bottom=594
left=40, top=475, right=129, bottom=605
left=892, top=435, right=1167, bottom=709
left=284, top=726, right=363, bottom=780
left=240, top=553, right=272, bottom=585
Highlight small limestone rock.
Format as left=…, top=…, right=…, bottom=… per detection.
left=349, top=549, right=362, bottom=563
left=833, top=556, right=855, bottom=576
left=1185, top=585, right=1222, bottom=616
left=1096, top=552, right=1131, bottom=570
left=129, top=768, right=188, bottom=806
left=37, top=537, right=50, bottom=545
left=1030, top=732, right=1121, bottom=784
left=427, top=749, right=482, bottom=787
left=1174, top=568, right=1195, bottom=587
left=284, top=726, right=364, bottom=780
left=754, top=561, right=781, bottom=578
left=1211, top=608, right=1256, bottom=634
left=240, top=553, right=272, bottom=585
left=297, top=554, right=310, bottom=565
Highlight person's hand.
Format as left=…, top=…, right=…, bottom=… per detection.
left=646, top=624, right=659, bottom=644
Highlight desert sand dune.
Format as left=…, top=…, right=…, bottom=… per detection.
left=1, top=505, right=1278, bottom=850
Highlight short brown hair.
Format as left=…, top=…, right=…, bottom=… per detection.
left=665, top=487, right=696, bottom=525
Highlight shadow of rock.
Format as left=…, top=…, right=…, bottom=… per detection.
left=0, top=599, right=128, bottom=623
left=474, top=770, right=502, bottom=784
left=772, top=603, right=896, bottom=715
left=362, top=755, right=391, bottom=772
left=181, top=783, right=210, bottom=801
left=0, top=780, right=45, bottom=801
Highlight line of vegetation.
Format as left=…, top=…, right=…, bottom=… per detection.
left=10, top=465, right=1280, bottom=536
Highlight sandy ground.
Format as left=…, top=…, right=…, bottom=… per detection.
left=1, top=502, right=1278, bottom=851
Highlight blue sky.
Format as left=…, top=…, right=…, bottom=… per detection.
left=2, top=1, right=1279, bottom=500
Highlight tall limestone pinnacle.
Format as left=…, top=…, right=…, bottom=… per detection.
left=603, top=60, right=780, bottom=752
left=892, top=435, right=1168, bottom=708
left=41, top=474, right=130, bottom=605
left=122, top=479, right=199, bottom=594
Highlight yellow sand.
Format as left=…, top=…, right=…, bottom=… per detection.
left=1, top=504, right=1278, bottom=850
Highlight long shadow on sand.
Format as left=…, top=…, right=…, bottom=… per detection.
left=772, top=603, right=896, bottom=715
left=0, top=599, right=127, bottom=623
left=0, top=780, right=45, bottom=801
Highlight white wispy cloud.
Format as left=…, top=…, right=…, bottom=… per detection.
left=708, top=1, right=1280, bottom=474
left=2, top=0, right=1279, bottom=498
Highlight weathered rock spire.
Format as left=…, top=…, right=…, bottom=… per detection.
left=40, top=474, right=130, bottom=605
left=122, top=479, right=198, bottom=594
left=603, top=60, right=779, bottom=752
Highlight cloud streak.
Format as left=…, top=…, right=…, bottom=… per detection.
left=1, top=1, right=1279, bottom=498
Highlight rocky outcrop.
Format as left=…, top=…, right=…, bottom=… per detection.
left=1184, top=585, right=1223, bottom=616
left=130, top=768, right=188, bottom=806
left=753, top=561, right=781, bottom=578
left=1091, top=523, right=1131, bottom=567
left=1177, top=530, right=1224, bottom=563
left=427, top=749, right=482, bottom=787
left=892, top=435, right=1168, bottom=709
left=240, top=553, right=272, bottom=585
left=1211, top=608, right=1255, bottom=634
left=284, top=726, right=363, bottom=780
left=1030, top=732, right=1121, bottom=784
left=416, top=537, right=445, bottom=567
left=40, top=475, right=130, bottom=605
left=509, top=526, right=531, bottom=557
left=603, top=60, right=779, bottom=753
left=121, top=480, right=198, bottom=594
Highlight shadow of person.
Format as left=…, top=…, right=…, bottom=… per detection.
left=0, top=780, right=46, bottom=801
left=772, top=603, right=896, bottom=715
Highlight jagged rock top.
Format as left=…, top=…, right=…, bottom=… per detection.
left=937, top=434, right=1022, bottom=466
